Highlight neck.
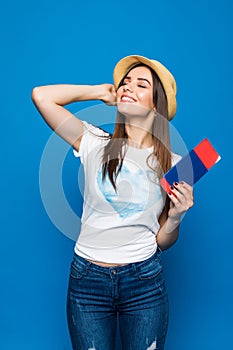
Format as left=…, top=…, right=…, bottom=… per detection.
left=125, top=126, right=153, bottom=148
left=124, top=112, right=155, bottom=149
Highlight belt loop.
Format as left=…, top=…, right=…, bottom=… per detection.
left=132, top=263, right=137, bottom=273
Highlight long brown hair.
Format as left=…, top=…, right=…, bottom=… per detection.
left=101, top=63, right=172, bottom=218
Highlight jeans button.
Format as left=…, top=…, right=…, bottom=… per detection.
left=112, top=269, right=117, bottom=275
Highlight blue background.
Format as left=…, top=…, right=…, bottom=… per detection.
left=1, top=0, right=232, bottom=349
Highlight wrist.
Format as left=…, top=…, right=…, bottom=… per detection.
left=89, top=84, right=106, bottom=101
left=163, top=215, right=181, bottom=234
left=167, top=214, right=182, bottom=223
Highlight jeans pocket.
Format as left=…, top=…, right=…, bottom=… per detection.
left=135, top=257, right=162, bottom=280
left=70, top=259, right=90, bottom=280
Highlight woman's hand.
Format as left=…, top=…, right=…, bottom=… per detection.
left=167, top=181, right=194, bottom=219
left=100, top=84, right=117, bottom=106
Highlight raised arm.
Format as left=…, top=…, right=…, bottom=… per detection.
left=31, top=84, right=116, bottom=151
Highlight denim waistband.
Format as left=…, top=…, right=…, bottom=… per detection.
left=72, top=247, right=162, bottom=276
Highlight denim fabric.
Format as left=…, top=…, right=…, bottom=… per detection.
left=66, top=249, right=169, bottom=350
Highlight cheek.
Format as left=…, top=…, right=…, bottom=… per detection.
left=138, top=92, right=154, bottom=106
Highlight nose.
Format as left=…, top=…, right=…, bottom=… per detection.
left=123, top=82, right=133, bottom=92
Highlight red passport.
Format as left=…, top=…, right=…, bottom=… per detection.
left=160, top=138, right=221, bottom=194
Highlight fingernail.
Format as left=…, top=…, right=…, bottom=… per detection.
left=170, top=186, right=174, bottom=190
left=180, top=181, right=184, bottom=184
left=174, top=182, right=178, bottom=186
left=168, top=191, right=172, bottom=196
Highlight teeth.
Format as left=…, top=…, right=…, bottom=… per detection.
left=121, top=96, right=135, bottom=102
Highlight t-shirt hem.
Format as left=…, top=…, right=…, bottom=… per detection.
left=74, top=244, right=158, bottom=264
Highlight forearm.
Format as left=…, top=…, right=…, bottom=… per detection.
left=32, top=84, right=105, bottom=106
left=156, top=216, right=181, bottom=250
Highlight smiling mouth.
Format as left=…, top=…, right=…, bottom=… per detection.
left=120, top=95, right=137, bottom=103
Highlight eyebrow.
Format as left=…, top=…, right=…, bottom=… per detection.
left=124, top=76, right=151, bottom=85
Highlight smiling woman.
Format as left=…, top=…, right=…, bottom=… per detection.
left=116, top=66, right=155, bottom=124
left=118, top=66, right=154, bottom=106
left=31, top=54, right=194, bottom=350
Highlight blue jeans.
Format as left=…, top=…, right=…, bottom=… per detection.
left=66, top=249, right=169, bottom=350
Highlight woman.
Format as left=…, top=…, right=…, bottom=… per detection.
left=32, top=55, right=194, bottom=350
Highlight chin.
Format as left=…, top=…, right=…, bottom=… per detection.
left=117, top=102, right=153, bottom=119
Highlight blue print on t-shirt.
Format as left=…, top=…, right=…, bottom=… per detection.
left=97, top=162, right=161, bottom=219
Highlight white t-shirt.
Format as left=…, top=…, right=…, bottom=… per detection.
left=73, top=120, right=181, bottom=263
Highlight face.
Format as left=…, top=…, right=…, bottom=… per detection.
left=116, top=66, right=155, bottom=116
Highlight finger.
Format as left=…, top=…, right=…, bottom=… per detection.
left=169, top=185, right=194, bottom=209
left=167, top=190, right=180, bottom=206
left=169, top=186, right=184, bottom=204
left=173, top=182, right=194, bottom=201
left=106, top=101, right=117, bottom=106
left=112, top=87, right=116, bottom=97
left=177, top=181, right=193, bottom=192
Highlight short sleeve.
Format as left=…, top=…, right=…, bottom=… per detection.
left=73, top=120, right=110, bottom=164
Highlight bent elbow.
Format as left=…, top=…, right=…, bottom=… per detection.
left=31, top=86, right=39, bottom=102
left=31, top=86, right=45, bottom=104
